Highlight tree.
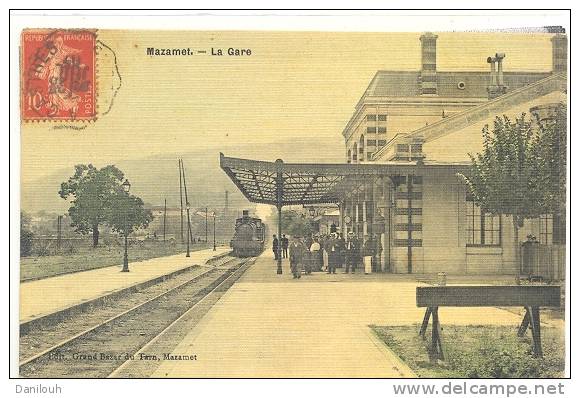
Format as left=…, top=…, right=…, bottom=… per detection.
left=106, top=190, right=153, bottom=237
left=459, top=114, right=547, bottom=271
left=536, top=105, right=567, bottom=214
left=20, top=211, right=34, bottom=257
left=59, top=164, right=126, bottom=247
left=280, top=209, right=314, bottom=237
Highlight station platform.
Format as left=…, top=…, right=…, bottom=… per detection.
left=153, top=252, right=524, bottom=378
left=20, top=247, right=230, bottom=323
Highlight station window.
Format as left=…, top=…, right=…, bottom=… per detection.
left=378, top=114, right=387, bottom=121
left=539, top=214, right=553, bottom=245
left=367, top=152, right=374, bottom=160
left=411, top=144, right=423, bottom=153
left=553, top=213, right=565, bottom=244
left=397, top=144, right=409, bottom=152
left=367, top=115, right=377, bottom=121
left=377, top=127, right=387, bottom=134
left=378, top=139, right=387, bottom=146
left=367, top=139, right=377, bottom=146
left=367, top=127, right=376, bottom=134
left=466, top=195, right=501, bottom=246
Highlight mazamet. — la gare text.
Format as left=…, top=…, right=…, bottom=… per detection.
left=147, top=47, right=252, bottom=56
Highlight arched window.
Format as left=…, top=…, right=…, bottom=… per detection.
left=347, top=149, right=352, bottom=164
left=352, top=143, right=358, bottom=162
left=359, top=135, right=365, bottom=153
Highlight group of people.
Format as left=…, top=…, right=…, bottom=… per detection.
left=272, top=232, right=383, bottom=279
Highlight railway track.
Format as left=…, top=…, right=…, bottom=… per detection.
left=20, top=254, right=234, bottom=358
left=20, top=256, right=253, bottom=378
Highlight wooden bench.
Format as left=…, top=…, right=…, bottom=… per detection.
left=416, top=285, right=561, bottom=359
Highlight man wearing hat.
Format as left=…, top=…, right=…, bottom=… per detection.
left=345, top=232, right=361, bottom=274
left=289, top=235, right=306, bottom=279
left=281, top=234, right=289, bottom=259
left=326, top=233, right=340, bottom=274
left=272, top=234, right=279, bottom=260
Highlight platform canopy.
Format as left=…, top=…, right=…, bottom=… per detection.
left=219, top=153, right=469, bottom=207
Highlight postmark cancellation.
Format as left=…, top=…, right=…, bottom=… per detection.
left=20, top=29, right=97, bottom=122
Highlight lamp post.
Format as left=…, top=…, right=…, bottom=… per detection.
left=121, top=179, right=131, bottom=272
left=213, top=211, right=216, bottom=251
left=185, top=202, right=191, bottom=257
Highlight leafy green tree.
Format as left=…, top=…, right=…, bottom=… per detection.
left=59, top=164, right=126, bottom=247
left=280, top=209, right=313, bottom=237
left=535, top=105, right=567, bottom=218
left=20, top=211, right=34, bottom=256
left=106, top=190, right=153, bottom=237
left=459, top=114, right=546, bottom=270
left=460, top=108, right=567, bottom=270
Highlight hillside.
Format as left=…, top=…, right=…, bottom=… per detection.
left=21, top=138, right=344, bottom=214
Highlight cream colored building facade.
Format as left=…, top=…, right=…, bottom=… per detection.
left=339, top=33, right=567, bottom=276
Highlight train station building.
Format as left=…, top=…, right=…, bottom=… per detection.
left=221, top=32, right=567, bottom=276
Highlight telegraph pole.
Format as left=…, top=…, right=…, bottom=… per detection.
left=189, top=221, right=194, bottom=244
left=181, top=161, right=191, bottom=258
left=163, top=198, right=167, bottom=242
left=57, top=215, right=62, bottom=250
left=179, top=159, right=184, bottom=244
left=213, top=211, right=216, bottom=251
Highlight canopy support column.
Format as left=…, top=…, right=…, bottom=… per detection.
left=276, top=159, right=284, bottom=275
left=362, top=191, right=368, bottom=238
left=340, top=200, right=346, bottom=237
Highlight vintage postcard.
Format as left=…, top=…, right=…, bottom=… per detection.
left=12, top=13, right=569, bottom=383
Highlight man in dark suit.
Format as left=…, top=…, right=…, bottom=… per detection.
left=336, top=233, right=346, bottom=269
left=326, top=233, right=340, bottom=274
left=289, top=235, right=306, bottom=279
left=272, top=235, right=279, bottom=260
left=345, top=232, right=361, bottom=274
left=281, top=234, right=289, bottom=259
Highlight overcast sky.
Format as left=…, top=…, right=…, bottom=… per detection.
left=21, top=30, right=554, bottom=187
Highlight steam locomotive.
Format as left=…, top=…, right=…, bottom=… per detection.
left=230, top=210, right=265, bottom=257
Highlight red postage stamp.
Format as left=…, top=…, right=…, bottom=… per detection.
left=21, top=29, right=97, bottom=121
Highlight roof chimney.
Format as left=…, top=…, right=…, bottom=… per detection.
left=551, top=33, right=567, bottom=74
left=487, top=53, right=507, bottom=99
left=487, top=56, right=497, bottom=86
left=495, top=53, right=505, bottom=87
left=419, top=32, right=438, bottom=95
